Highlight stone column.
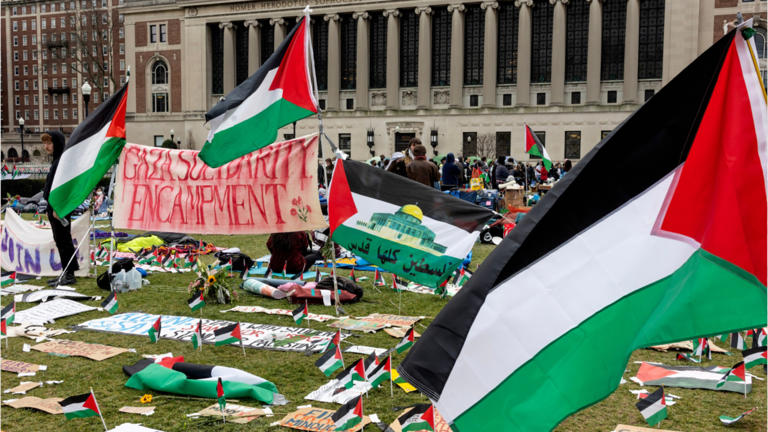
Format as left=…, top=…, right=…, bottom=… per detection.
left=550, top=0, right=567, bottom=105
left=245, top=20, right=261, bottom=76
left=384, top=9, right=400, bottom=110
left=415, top=6, right=432, bottom=109
left=354, top=12, right=370, bottom=110
left=623, top=0, right=639, bottom=103
left=515, top=0, right=532, bottom=106
left=586, top=0, right=602, bottom=104
left=325, top=14, right=341, bottom=111
left=448, top=4, right=465, bottom=108
left=271, top=18, right=286, bottom=50
left=481, top=2, right=499, bottom=107
left=219, top=22, right=235, bottom=93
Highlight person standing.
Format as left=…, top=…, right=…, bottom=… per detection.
left=403, top=137, right=421, bottom=165
left=494, top=156, right=510, bottom=189
left=440, top=153, right=461, bottom=191
left=406, top=144, right=439, bottom=187
left=42, top=131, right=79, bottom=285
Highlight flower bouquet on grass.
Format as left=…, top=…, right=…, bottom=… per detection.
left=187, top=258, right=238, bottom=304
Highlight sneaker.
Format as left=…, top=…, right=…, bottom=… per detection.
left=58, top=272, right=77, bottom=286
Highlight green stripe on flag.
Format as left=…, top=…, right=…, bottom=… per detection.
left=64, top=409, right=99, bottom=420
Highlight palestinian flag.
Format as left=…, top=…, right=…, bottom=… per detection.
left=1, top=272, right=16, bottom=287
left=369, top=355, right=392, bottom=389
left=635, top=387, right=667, bottom=427
left=374, top=268, right=386, bottom=286
left=635, top=361, right=751, bottom=393
left=123, top=359, right=285, bottom=405
left=363, top=352, right=380, bottom=377
left=329, top=159, right=494, bottom=288
left=336, top=359, right=366, bottom=390
left=1, top=164, right=7, bottom=175
left=217, top=377, right=226, bottom=410
left=717, top=361, right=746, bottom=388
left=315, top=267, right=321, bottom=281
left=730, top=332, right=748, bottom=350
left=743, top=346, right=767, bottom=368
left=315, top=345, right=344, bottom=377
left=398, top=403, right=435, bottom=432
left=676, top=353, right=700, bottom=363
left=398, top=28, right=767, bottom=431
left=100, top=291, right=118, bottom=314
left=349, top=268, right=356, bottom=282
left=148, top=316, right=161, bottom=343
left=192, top=319, right=203, bottom=350
left=326, top=329, right=342, bottom=352
left=1, top=302, right=15, bottom=325
left=214, top=322, right=242, bottom=346
left=720, top=408, right=754, bottom=425
left=524, top=123, right=552, bottom=171
left=395, top=328, right=414, bottom=354
left=453, top=267, right=471, bottom=287
left=200, top=16, right=317, bottom=167
left=392, top=276, right=406, bottom=292
left=331, top=396, right=363, bottom=431
left=11, top=165, right=19, bottom=179
left=59, top=392, right=100, bottom=420
left=188, top=290, right=205, bottom=312
left=292, top=302, right=308, bottom=325
left=752, top=327, right=767, bottom=347
left=48, top=82, right=128, bottom=216
left=692, top=337, right=711, bottom=359
left=0, top=318, right=6, bottom=336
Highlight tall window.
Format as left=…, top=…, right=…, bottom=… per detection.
left=431, top=6, right=451, bottom=86
left=638, top=0, right=664, bottom=79
left=564, top=131, right=581, bottom=159
left=370, top=12, right=387, bottom=88
left=496, top=132, right=511, bottom=157
left=151, top=59, right=169, bottom=113
left=235, top=22, right=249, bottom=85
left=210, top=23, right=223, bottom=94
left=152, top=60, right=168, bottom=84
left=601, top=0, right=626, bottom=80
left=338, top=133, right=351, bottom=157
left=565, top=0, right=589, bottom=82
left=400, top=9, right=418, bottom=87
left=312, top=18, right=328, bottom=90
left=531, top=0, right=553, bottom=83
left=260, top=19, right=274, bottom=65
left=464, top=4, right=484, bottom=85
left=340, top=14, right=357, bottom=90
left=498, top=2, right=518, bottom=84
left=149, top=24, right=157, bottom=43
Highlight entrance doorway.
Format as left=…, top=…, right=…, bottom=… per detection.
left=395, top=132, right=415, bottom=152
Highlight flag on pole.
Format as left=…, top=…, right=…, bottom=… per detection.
left=331, top=396, right=363, bottom=431
left=743, top=346, right=767, bottom=369
left=398, top=403, right=435, bottom=432
left=100, top=291, right=118, bottom=314
left=214, top=322, right=242, bottom=346
left=397, top=27, right=768, bottom=431
left=374, top=268, right=386, bottom=286
left=217, top=377, right=226, bottom=410
left=59, top=391, right=100, bottom=420
left=192, top=319, right=203, bottom=350
left=48, top=82, right=128, bottom=216
left=731, top=332, right=748, bottom=350
left=395, top=327, right=414, bottom=354
left=717, top=361, right=746, bottom=388
left=1, top=302, right=16, bottom=325
left=369, top=355, right=392, bottom=389
left=315, top=267, right=321, bottom=281
left=326, top=329, right=342, bottom=352
left=315, top=345, right=344, bottom=377
left=524, top=123, right=552, bottom=171
left=292, top=302, right=308, bottom=325
left=364, top=352, right=380, bottom=377
left=188, top=290, right=206, bottom=312
left=0, top=272, right=16, bottom=287
left=148, top=316, right=161, bottom=343
left=337, top=359, right=367, bottom=390
left=635, top=387, right=667, bottom=427
left=349, top=268, right=356, bottom=282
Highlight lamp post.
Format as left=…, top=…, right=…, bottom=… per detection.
left=430, top=129, right=438, bottom=156
left=170, top=129, right=175, bottom=145
left=366, top=128, right=375, bottom=157
left=18, top=117, right=25, bottom=163
left=81, top=80, right=92, bottom=118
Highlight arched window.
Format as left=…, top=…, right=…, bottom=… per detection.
left=150, top=58, right=169, bottom=112
left=755, top=27, right=767, bottom=59
left=152, top=60, right=167, bottom=84
left=7, top=148, right=18, bottom=159
left=33, top=149, right=41, bottom=156
left=21, top=149, right=30, bottom=162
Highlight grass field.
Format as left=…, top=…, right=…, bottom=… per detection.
left=0, top=226, right=765, bottom=431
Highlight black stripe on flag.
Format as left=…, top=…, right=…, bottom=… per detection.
left=635, top=387, right=665, bottom=412
left=314, top=347, right=336, bottom=368
left=59, top=392, right=91, bottom=406
left=213, top=323, right=239, bottom=338
left=171, top=362, right=216, bottom=379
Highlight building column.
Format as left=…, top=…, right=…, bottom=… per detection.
left=623, top=0, right=639, bottom=103
left=383, top=9, right=400, bottom=110
left=448, top=4, right=465, bottom=108
left=481, top=2, right=499, bottom=107
left=515, top=0, right=532, bottom=106
left=219, top=22, right=236, bottom=94
left=354, top=12, right=370, bottom=110
left=586, top=0, right=602, bottom=104
left=550, top=0, right=567, bottom=105
left=271, top=18, right=286, bottom=50
left=245, top=20, right=261, bottom=76
left=416, top=6, right=432, bottom=109
left=325, top=14, right=341, bottom=111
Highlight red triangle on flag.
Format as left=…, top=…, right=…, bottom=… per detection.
left=83, top=392, right=100, bottom=414
left=232, top=323, right=242, bottom=340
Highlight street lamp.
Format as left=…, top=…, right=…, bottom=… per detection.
left=170, top=129, right=175, bottom=144
left=430, top=129, right=438, bottom=155
left=366, top=128, right=375, bottom=156
left=81, top=80, right=92, bottom=118
left=18, top=117, right=25, bottom=163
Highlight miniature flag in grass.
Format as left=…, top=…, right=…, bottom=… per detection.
left=326, top=329, right=342, bottom=352
left=192, top=319, right=203, bottom=350
left=717, top=361, right=746, bottom=388
left=337, top=359, right=367, bottom=390
left=453, top=267, right=471, bottom=286
left=635, top=387, right=667, bottom=427
left=188, top=290, right=205, bottom=312
left=0, top=318, right=6, bottom=336
left=59, top=391, right=100, bottom=420
left=720, top=408, right=754, bottom=425
left=331, top=395, right=363, bottom=431
left=395, top=327, right=415, bottom=354
left=392, top=276, right=406, bottom=292
left=1, top=301, right=16, bottom=325
left=315, top=345, right=344, bottom=377
left=753, top=328, right=767, bottom=348
left=292, top=302, right=308, bottom=325
left=524, top=123, right=552, bottom=171
left=743, top=346, right=767, bottom=369
left=315, top=267, right=321, bottom=281
left=693, top=337, right=711, bottom=360
left=214, top=322, right=242, bottom=346
left=148, top=316, right=161, bottom=343
left=217, top=377, right=226, bottom=410
left=364, top=352, right=380, bottom=377
left=399, top=403, right=435, bottom=432
left=349, top=268, right=356, bottom=282
left=676, top=353, right=700, bottom=363
left=100, top=291, right=118, bottom=314
left=369, top=355, right=392, bottom=389
left=1, top=272, right=16, bottom=287
left=731, top=332, right=748, bottom=350
left=264, top=267, right=273, bottom=279
left=374, top=268, right=386, bottom=286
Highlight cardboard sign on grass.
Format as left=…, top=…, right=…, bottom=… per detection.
left=613, top=425, right=681, bottom=432
left=356, top=313, right=425, bottom=328
left=387, top=405, right=451, bottom=432
left=328, top=318, right=389, bottom=333
left=1, top=359, right=44, bottom=375
left=3, top=396, right=63, bottom=414
left=31, top=339, right=128, bottom=361
left=279, top=407, right=370, bottom=432
left=4, top=381, right=43, bottom=394
left=193, top=403, right=265, bottom=424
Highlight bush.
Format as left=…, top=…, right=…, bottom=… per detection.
left=161, top=139, right=177, bottom=149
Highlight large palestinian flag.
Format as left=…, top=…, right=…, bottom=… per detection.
left=48, top=82, right=128, bottom=216
left=200, top=15, right=317, bottom=167
left=524, top=123, right=552, bottom=171
left=398, top=27, right=767, bottom=431
left=329, top=159, right=495, bottom=287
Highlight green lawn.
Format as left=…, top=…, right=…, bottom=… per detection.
left=0, top=228, right=764, bottom=431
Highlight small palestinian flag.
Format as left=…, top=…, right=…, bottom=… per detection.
left=399, top=403, right=435, bottom=432
left=676, top=353, right=700, bottom=363
left=524, top=123, right=552, bottom=171
left=743, top=346, right=767, bottom=369
left=392, top=276, right=406, bottom=292
left=374, top=268, right=386, bottom=286
left=337, top=359, right=367, bottom=390
left=369, top=355, right=392, bottom=389
left=214, top=322, right=242, bottom=346
left=453, top=267, right=471, bottom=286
left=752, top=328, right=767, bottom=348
left=315, top=345, right=344, bottom=377
left=148, top=316, right=161, bottom=343
left=349, top=268, right=356, bottom=282
left=292, top=302, right=308, bottom=325
left=1, top=272, right=16, bottom=287
left=326, top=329, right=342, bottom=352
left=730, top=332, right=748, bottom=350
left=716, top=361, right=746, bottom=388
left=11, top=165, right=19, bottom=179
left=720, top=408, right=755, bottom=425
left=188, top=290, right=206, bottom=312
left=635, top=387, right=667, bottom=427
left=315, top=267, right=321, bottom=281
left=395, top=327, right=415, bottom=354
left=364, top=352, right=380, bottom=377
left=0, top=318, right=6, bottom=336
left=217, top=377, right=226, bottom=410
left=693, top=337, right=711, bottom=359
left=1, top=301, right=16, bottom=325
left=332, top=396, right=363, bottom=431
left=59, top=391, right=100, bottom=420
left=100, top=291, right=118, bottom=314
left=192, top=319, right=203, bottom=350
left=264, top=267, right=273, bottom=279
left=282, top=261, right=288, bottom=278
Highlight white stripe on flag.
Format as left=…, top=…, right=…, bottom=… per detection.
left=50, top=122, right=111, bottom=190
left=62, top=401, right=87, bottom=414
left=641, top=399, right=666, bottom=419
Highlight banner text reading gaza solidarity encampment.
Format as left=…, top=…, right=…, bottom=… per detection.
left=113, top=135, right=326, bottom=234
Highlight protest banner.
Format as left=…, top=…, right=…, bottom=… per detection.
left=279, top=407, right=369, bottom=432
left=222, top=306, right=336, bottom=322
left=1, top=284, right=44, bottom=296
left=328, top=318, right=389, bottom=333
left=3, top=397, right=63, bottom=414
left=14, top=299, right=96, bottom=325
left=14, top=289, right=95, bottom=303
left=1, top=359, right=44, bottom=375
left=113, top=135, right=326, bottom=234
left=31, top=339, right=128, bottom=361
left=356, top=313, right=425, bottom=328
left=0, top=208, right=90, bottom=276
left=78, top=312, right=344, bottom=353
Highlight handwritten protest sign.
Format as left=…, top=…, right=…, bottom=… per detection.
left=222, top=306, right=335, bottom=322
left=31, top=339, right=128, bottom=361
left=14, top=299, right=96, bottom=325
left=119, top=406, right=156, bottom=416
left=14, top=289, right=94, bottom=303
left=1, top=284, right=44, bottom=296
left=1, top=359, right=43, bottom=375
left=356, top=313, right=425, bottom=328
left=386, top=406, right=451, bottom=432
left=0, top=208, right=90, bottom=276
left=384, top=327, right=421, bottom=339
left=113, top=135, right=326, bottom=234
left=279, top=407, right=369, bottom=432
left=328, top=318, right=389, bottom=333
left=3, top=396, right=63, bottom=414
left=304, top=379, right=372, bottom=405
left=78, top=312, right=344, bottom=353
left=192, top=403, right=265, bottom=424
left=4, top=381, right=43, bottom=394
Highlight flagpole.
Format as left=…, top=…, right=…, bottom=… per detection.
left=89, top=387, right=108, bottom=431
left=240, top=323, right=246, bottom=357
left=53, top=210, right=93, bottom=289
left=389, top=354, right=393, bottom=398
left=330, top=241, right=341, bottom=316
left=305, top=300, right=310, bottom=329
